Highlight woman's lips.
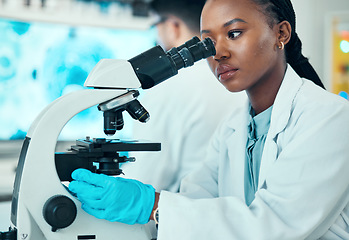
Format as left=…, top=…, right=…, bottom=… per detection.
left=219, top=69, right=238, bottom=81
left=217, top=65, right=238, bottom=82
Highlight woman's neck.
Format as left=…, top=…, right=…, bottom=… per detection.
left=247, top=64, right=287, bottom=115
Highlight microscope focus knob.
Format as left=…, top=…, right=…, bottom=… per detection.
left=43, top=195, right=77, bottom=232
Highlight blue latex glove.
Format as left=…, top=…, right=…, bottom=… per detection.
left=68, top=168, right=155, bottom=225
left=339, top=91, right=349, bottom=100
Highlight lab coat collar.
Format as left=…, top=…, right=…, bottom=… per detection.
left=226, top=97, right=249, bottom=130
left=269, top=65, right=303, bottom=138
left=224, top=99, right=249, bottom=200
left=258, top=65, right=303, bottom=187
left=224, top=65, right=303, bottom=195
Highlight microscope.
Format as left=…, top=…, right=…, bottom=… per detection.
left=0, top=37, right=215, bottom=240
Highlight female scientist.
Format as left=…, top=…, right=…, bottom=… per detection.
left=69, top=0, right=349, bottom=239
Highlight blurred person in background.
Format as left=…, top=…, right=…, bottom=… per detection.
left=121, top=0, right=245, bottom=192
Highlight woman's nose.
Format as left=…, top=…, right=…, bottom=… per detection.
left=214, top=40, right=230, bottom=61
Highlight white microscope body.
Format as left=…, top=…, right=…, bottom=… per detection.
left=12, top=60, right=152, bottom=240
left=1, top=37, right=215, bottom=240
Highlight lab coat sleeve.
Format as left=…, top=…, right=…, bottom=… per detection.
left=156, top=95, right=349, bottom=240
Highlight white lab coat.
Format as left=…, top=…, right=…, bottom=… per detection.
left=121, top=61, right=246, bottom=192
left=157, top=66, right=349, bottom=240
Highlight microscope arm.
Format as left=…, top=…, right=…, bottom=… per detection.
left=13, top=88, right=153, bottom=240
left=83, top=59, right=141, bottom=89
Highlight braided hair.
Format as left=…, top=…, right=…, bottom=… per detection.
left=250, top=0, right=325, bottom=89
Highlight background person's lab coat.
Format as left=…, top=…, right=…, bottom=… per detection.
left=121, top=60, right=246, bottom=192
left=157, top=66, right=349, bottom=240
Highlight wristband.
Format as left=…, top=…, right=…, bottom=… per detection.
left=153, top=207, right=159, bottom=225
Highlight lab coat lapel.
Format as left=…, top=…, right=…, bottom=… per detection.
left=258, top=66, right=303, bottom=188
left=225, top=100, right=249, bottom=199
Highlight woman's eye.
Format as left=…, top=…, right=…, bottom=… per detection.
left=228, top=31, right=242, bottom=39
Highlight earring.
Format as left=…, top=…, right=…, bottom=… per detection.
left=279, top=42, right=284, bottom=50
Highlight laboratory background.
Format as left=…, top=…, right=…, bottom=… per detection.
left=0, top=0, right=348, bottom=232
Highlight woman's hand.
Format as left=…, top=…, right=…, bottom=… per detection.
left=69, top=168, right=156, bottom=225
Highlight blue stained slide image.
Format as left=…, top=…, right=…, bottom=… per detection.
left=0, top=18, right=156, bottom=141
left=0, top=39, right=20, bottom=82
left=41, top=28, right=115, bottom=101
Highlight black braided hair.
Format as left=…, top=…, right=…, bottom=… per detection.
left=250, top=0, right=325, bottom=89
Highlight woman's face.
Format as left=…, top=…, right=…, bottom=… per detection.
left=201, top=0, right=282, bottom=93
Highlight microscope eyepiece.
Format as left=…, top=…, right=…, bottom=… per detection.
left=170, top=38, right=216, bottom=69
left=189, top=38, right=216, bottom=61
left=100, top=38, right=215, bottom=136
left=128, top=37, right=216, bottom=89
left=167, top=36, right=201, bottom=56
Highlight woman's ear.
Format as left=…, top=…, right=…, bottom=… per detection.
left=277, top=20, right=292, bottom=46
